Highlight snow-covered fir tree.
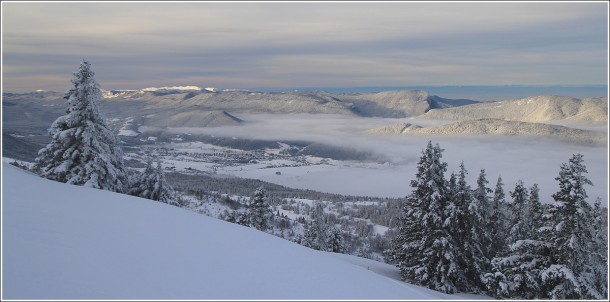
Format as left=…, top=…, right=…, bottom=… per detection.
left=464, top=168, right=493, bottom=292
left=528, top=184, right=543, bottom=231
left=248, top=187, right=273, bottom=231
left=488, top=175, right=508, bottom=257
left=506, top=180, right=531, bottom=245
left=129, top=158, right=155, bottom=197
left=326, top=226, right=344, bottom=253
left=389, top=141, right=465, bottom=294
left=130, top=157, right=176, bottom=205
left=487, top=235, right=552, bottom=299
left=302, top=202, right=328, bottom=251
left=443, top=162, right=473, bottom=292
left=35, top=60, right=127, bottom=192
left=485, top=180, right=550, bottom=299
left=540, top=154, right=607, bottom=299
left=590, top=198, right=608, bottom=299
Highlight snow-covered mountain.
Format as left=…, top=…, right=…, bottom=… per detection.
left=1, top=161, right=485, bottom=300
left=3, top=88, right=606, bottom=153
left=422, top=95, right=608, bottom=122
left=367, top=118, right=607, bottom=146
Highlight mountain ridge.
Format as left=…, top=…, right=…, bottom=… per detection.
left=422, top=95, right=608, bottom=122
left=367, top=118, right=607, bottom=146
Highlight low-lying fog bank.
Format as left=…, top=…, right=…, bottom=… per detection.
left=165, top=114, right=608, bottom=205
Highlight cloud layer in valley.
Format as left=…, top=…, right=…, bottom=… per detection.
left=165, top=114, right=608, bottom=205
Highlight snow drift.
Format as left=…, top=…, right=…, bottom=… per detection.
left=1, top=161, right=484, bottom=300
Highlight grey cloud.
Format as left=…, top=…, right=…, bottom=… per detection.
left=2, top=2, right=607, bottom=91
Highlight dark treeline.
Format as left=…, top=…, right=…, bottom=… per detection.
left=166, top=172, right=401, bottom=204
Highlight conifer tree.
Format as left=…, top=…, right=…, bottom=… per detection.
left=248, top=187, right=273, bottom=231
left=152, top=159, right=175, bottom=204
left=444, top=162, right=474, bottom=292
left=506, top=180, right=531, bottom=244
left=590, top=198, right=608, bottom=299
left=326, top=226, right=344, bottom=253
left=541, top=154, right=606, bottom=299
left=488, top=175, right=508, bottom=257
left=390, top=141, right=465, bottom=294
left=129, top=157, right=155, bottom=197
left=302, top=202, right=328, bottom=250
left=130, top=157, right=176, bottom=205
left=529, top=184, right=543, bottom=230
left=35, top=60, right=127, bottom=192
left=487, top=182, right=550, bottom=299
left=465, top=168, right=493, bottom=292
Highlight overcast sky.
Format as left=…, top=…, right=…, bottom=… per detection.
left=2, top=1, right=608, bottom=92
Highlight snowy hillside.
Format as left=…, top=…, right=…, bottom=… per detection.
left=2, top=88, right=477, bottom=136
left=338, top=90, right=439, bottom=117
left=367, top=118, right=607, bottom=146
left=422, top=95, right=608, bottom=122
left=1, top=161, right=485, bottom=300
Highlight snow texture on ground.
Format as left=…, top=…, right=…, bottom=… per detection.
left=1, top=160, right=488, bottom=300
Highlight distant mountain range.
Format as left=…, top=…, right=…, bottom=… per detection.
left=2, top=88, right=608, bottom=151
left=2, top=88, right=482, bottom=130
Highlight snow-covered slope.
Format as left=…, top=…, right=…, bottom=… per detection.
left=422, top=95, right=608, bottom=122
left=144, top=109, right=243, bottom=128
left=340, top=90, right=439, bottom=117
left=367, top=119, right=606, bottom=146
left=1, top=161, right=483, bottom=300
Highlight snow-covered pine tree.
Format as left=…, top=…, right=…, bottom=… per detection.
left=464, top=168, right=493, bottom=292
left=488, top=175, right=508, bottom=257
left=130, top=157, right=176, bottom=205
left=326, top=226, right=344, bottom=253
left=506, top=180, right=531, bottom=244
left=484, top=175, right=511, bottom=298
left=129, top=157, right=155, bottom=197
left=485, top=181, right=550, bottom=299
left=151, top=159, right=176, bottom=205
left=540, top=154, right=606, bottom=299
left=391, top=141, right=464, bottom=294
left=35, top=60, right=127, bottom=192
left=302, top=202, right=328, bottom=251
left=528, top=184, right=543, bottom=231
left=590, top=198, right=608, bottom=299
left=248, top=187, right=273, bottom=231
left=487, top=236, right=552, bottom=299
left=443, top=162, right=473, bottom=292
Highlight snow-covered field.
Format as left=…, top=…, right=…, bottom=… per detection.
left=1, top=161, right=488, bottom=300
